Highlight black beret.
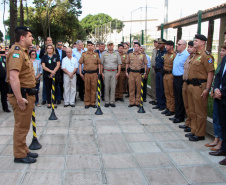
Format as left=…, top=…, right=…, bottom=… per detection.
left=195, top=34, right=207, bottom=41
left=118, top=44, right=124, bottom=48
left=15, top=26, right=32, bottom=33
left=165, top=40, right=174, bottom=46
left=188, top=41, right=194, bottom=46
left=87, top=41, right=93, bottom=45
left=133, top=42, right=140, bottom=46
left=158, top=38, right=166, bottom=44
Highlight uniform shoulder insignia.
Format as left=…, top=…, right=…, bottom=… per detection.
left=15, top=46, right=20, bottom=50
left=205, top=50, right=210, bottom=55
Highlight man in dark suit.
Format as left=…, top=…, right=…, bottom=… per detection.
left=209, top=55, right=226, bottom=165
left=95, top=42, right=106, bottom=101
left=56, top=41, right=66, bottom=103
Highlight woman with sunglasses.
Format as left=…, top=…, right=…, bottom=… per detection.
left=41, top=44, right=60, bottom=108
left=29, top=50, right=42, bottom=107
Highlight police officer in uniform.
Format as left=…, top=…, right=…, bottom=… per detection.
left=162, top=40, right=176, bottom=116
left=179, top=41, right=196, bottom=132
left=79, top=41, right=101, bottom=109
left=185, top=34, right=215, bottom=141
left=126, top=42, right=148, bottom=107
left=115, top=44, right=127, bottom=101
left=153, top=39, right=167, bottom=110
left=0, top=52, right=10, bottom=112
left=6, top=26, right=38, bottom=163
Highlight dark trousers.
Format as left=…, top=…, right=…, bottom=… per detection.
left=77, top=74, right=84, bottom=99
left=0, top=78, right=8, bottom=110
left=100, top=75, right=105, bottom=98
left=35, top=82, right=40, bottom=104
left=218, top=101, right=226, bottom=152
left=173, top=76, right=185, bottom=119
left=44, top=78, right=58, bottom=104
left=155, top=72, right=166, bottom=108
left=59, top=69, right=64, bottom=99
left=143, top=77, right=148, bottom=101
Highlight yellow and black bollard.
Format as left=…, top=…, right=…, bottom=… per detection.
left=49, top=76, right=58, bottom=120
left=29, top=107, right=42, bottom=150
left=138, top=73, right=146, bottom=113
left=95, top=74, right=103, bottom=115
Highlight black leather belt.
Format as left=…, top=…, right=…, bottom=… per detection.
left=83, top=70, right=98, bottom=74
left=186, top=79, right=207, bottom=86
left=165, top=70, right=172, bottom=74
left=121, top=68, right=125, bottom=71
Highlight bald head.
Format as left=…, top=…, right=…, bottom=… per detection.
left=66, top=48, right=72, bottom=58
left=177, top=40, right=187, bottom=53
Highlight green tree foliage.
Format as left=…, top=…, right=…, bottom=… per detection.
left=80, top=13, right=124, bottom=42
left=0, top=30, right=3, bottom=43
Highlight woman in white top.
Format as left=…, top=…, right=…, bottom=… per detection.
left=29, top=50, right=42, bottom=106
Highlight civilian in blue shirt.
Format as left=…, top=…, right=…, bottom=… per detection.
left=153, top=39, right=167, bottom=110
left=171, top=40, right=190, bottom=123
left=72, top=40, right=85, bottom=101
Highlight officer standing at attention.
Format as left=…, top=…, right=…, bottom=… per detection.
left=6, top=26, right=38, bottom=163
left=115, top=44, right=127, bottom=101
left=162, top=40, right=177, bottom=116
left=101, top=41, right=122, bottom=107
left=153, top=39, right=167, bottom=110
left=149, top=38, right=159, bottom=105
left=79, top=41, right=101, bottom=109
left=126, top=42, right=148, bottom=107
left=186, top=34, right=214, bottom=141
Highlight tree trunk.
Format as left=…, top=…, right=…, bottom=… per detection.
left=10, top=0, right=17, bottom=45
left=20, top=0, right=24, bottom=26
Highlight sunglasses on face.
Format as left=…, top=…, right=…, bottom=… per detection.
left=58, top=44, right=62, bottom=46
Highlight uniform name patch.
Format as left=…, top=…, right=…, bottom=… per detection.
left=13, top=53, right=20, bottom=58
left=94, top=55, right=96, bottom=57
left=208, top=58, right=212, bottom=63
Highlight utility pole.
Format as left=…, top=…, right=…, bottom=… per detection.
left=164, top=0, right=168, bottom=39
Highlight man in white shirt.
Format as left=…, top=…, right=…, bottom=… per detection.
left=62, top=48, right=78, bottom=107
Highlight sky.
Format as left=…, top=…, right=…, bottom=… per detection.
left=0, top=0, right=225, bottom=39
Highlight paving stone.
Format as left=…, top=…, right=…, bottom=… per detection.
left=124, top=134, right=152, bottom=142
left=22, top=172, right=61, bottom=185
left=66, top=155, right=101, bottom=170
left=38, top=135, right=67, bottom=145
left=0, top=135, right=11, bottom=144
left=96, top=126, right=121, bottom=134
left=105, top=169, right=148, bottom=185
left=97, top=134, right=125, bottom=143
left=102, top=154, right=137, bottom=169
left=143, top=167, right=188, bottom=185
left=1, top=145, right=13, bottom=155
left=71, top=115, right=92, bottom=120
left=70, top=120, right=93, bottom=127
left=69, top=126, right=94, bottom=135
left=47, top=120, right=69, bottom=127
left=169, top=151, right=208, bottom=165
left=94, top=119, right=117, bottom=126
left=28, top=156, right=65, bottom=170
left=0, top=156, right=26, bottom=170
left=99, top=141, right=130, bottom=154
left=134, top=113, right=153, bottom=119
left=0, top=127, right=14, bottom=135
left=93, top=114, right=114, bottom=120
left=121, top=126, right=146, bottom=133
left=68, top=134, right=96, bottom=144
left=145, top=125, right=172, bottom=132
left=67, top=143, right=98, bottom=155
left=44, top=127, right=68, bottom=135
left=0, top=172, right=22, bottom=185
left=129, top=142, right=161, bottom=153
left=114, top=113, right=135, bottom=119
left=180, top=165, right=226, bottom=184
left=117, top=119, right=140, bottom=126
left=152, top=132, right=181, bottom=141
left=159, top=141, right=189, bottom=152
left=138, top=118, right=162, bottom=125
left=35, top=144, right=65, bottom=155
left=200, top=151, right=225, bottom=164
left=135, top=153, right=173, bottom=168
left=64, top=171, right=102, bottom=185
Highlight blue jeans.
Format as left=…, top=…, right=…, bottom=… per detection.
left=213, top=99, right=223, bottom=140
left=155, top=72, right=166, bottom=108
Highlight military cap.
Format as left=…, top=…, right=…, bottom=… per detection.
left=195, top=34, right=207, bottom=41
left=158, top=38, right=166, bottom=44
left=15, top=26, right=32, bottom=33
left=165, top=40, right=174, bottom=46
left=133, top=42, right=141, bottom=46
left=87, top=41, right=93, bottom=45
left=118, top=44, right=124, bottom=48
left=107, top=41, right=114, bottom=45
left=153, top=38, right=159, bottom=42
left=188, top=41, right=194, bottom=46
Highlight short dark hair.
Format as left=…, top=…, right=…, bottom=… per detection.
left=15, top=29, right=29, bottom=42
left=224, top=31, right=226, bottom=35
left=221, top=45, right=226, bottom=50
left=29, top=49, right=37, bottom=58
